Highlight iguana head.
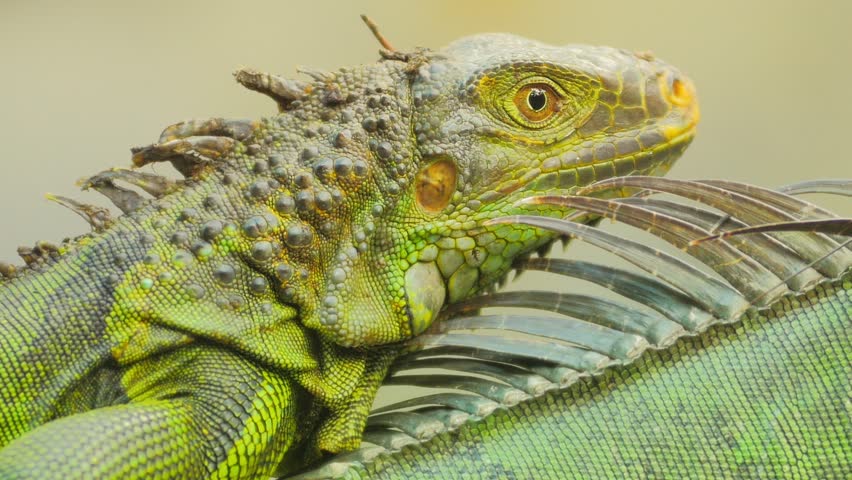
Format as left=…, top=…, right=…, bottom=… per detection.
left=315, top=34, right=698, bottom=346
left=120, top=34, right=697, bottom=349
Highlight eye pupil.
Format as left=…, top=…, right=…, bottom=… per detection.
left=527, top=88, right=547, bottom=112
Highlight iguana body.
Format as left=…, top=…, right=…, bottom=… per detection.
left=0, top=34, right=697, bottom=478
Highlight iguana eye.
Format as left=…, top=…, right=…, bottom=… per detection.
left=513, top=83, right=560, bottom=124
left=476, top=67, right=597, bottom=132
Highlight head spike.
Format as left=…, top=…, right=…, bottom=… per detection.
left=296, top=67, right=335, bottom=83
left=17, top=241, right=60, bottom=266
left=45, top=194, right=113, bottom=232
left=233, top=67, right=308, bottom=111
left=78, top=175, right=146, bottom=214
left=82, top=168, right=179, bottom=199
left=131, top=136, right=234, bottom=178
left=0, top=262, right=15, bottom=279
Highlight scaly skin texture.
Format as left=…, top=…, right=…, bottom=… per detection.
left=341, top=274, right=852, bottom=479
left=0, top=34, right=697, bottom=479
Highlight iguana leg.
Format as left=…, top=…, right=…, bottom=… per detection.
left=0, top=345, right=302, bottom=479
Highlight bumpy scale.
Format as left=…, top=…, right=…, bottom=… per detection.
left=0, top=33, right=698, bottom=479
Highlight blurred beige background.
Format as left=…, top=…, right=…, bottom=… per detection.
left=1, top=0, right=850, bottom=268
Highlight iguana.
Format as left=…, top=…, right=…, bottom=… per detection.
left=0, top=27, right=698, bottom=479
left=293, top=179, right=852, bottom=479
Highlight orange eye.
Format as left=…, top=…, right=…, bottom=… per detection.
left=513, top=83, right=560, bottom=123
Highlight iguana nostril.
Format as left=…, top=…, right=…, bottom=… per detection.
left=659, top=72, right=700, bottom=140
left=669, top=76, right=695, bottom=108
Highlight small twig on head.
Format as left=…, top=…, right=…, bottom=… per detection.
left=360, top=14, right=396, bottom=52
